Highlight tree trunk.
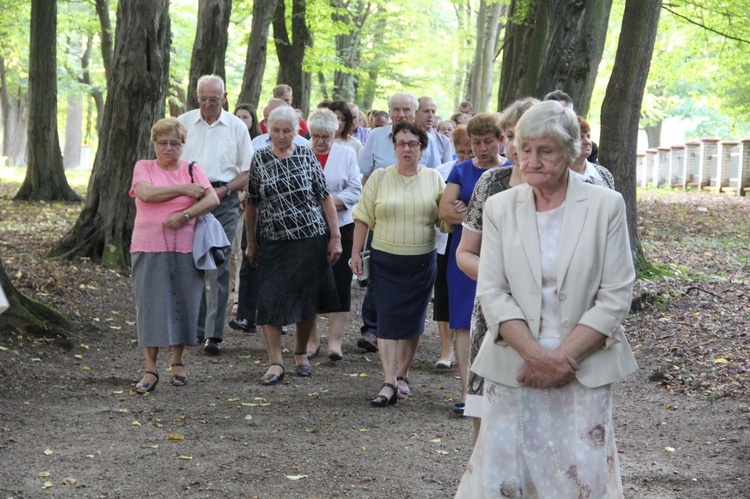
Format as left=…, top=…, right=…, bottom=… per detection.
left=0, top=257, right=71, bottom=331
left=467, top=0, right=504, bottom=112
left=94, top=0, right=113, bottom=83
left=0, top=56, right=28, bottom=166
left=237, top=0, right=278, bottom=108
left=63, top=93, right=83, bottom=169
left=331, top=0, right=374, bottom=103
left=645, top=121, right=662, bottom=148
left=15, top=0, right=81, bottom=202
left=317, top=72, right=328, bottom=101
left=359, top=67, right=378, bottom=111
left=599, top=0, right=662, bottom=271
left=498, top=0, right=612, bottom=116
left=453, top=1, right=472, bottom=112
left=186, top=0, right=232, bottom=111
left=274, top=0, right=312, bottom=116
left=49, top=0, right=171, bottom=269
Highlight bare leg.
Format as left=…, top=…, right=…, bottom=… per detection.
left=306, top=320, right=321, bottom=357
left=170, top=344, right=186, bottom=379
left=137, top=347, right=159, bottom=387
left=294, top=317, right=316, bottom=370
left=375, top=337, right=399, bottom=399
left=327, top=311, right=348, bottom=358
left=455, top=328, right=470, bottom=403
left=436, top=321, right=455, bottom=366
left=396, top=336, right=420, bottom=396
left=260, top=325, right=284, bottom=377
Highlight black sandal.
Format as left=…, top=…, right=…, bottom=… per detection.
left=294, top=352, right=312, bottom=377
left=371, top=383, right=398, bottom=407
left=170, top=363, right=188, bottom=386
left=397, top=376, right=411, bottom=398
left=135, top=370, right=159, bottom=395
left=260, top=363, right=285, bottom=385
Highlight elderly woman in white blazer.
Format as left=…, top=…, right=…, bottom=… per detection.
left=456, top=101, right=637, bottom=498
left=305, top=109, right=363, bottom=360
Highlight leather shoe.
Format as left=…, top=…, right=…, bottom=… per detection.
left=203, top=338, right=221, bottom=355
left=229, top=318, right=256, bottom=333
left=357, top=332, right=378, bottom=353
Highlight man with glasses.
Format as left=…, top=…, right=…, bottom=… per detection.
left=178, top=74, right=254, bottom=355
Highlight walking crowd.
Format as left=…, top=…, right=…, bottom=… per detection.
left=128, top=74, right=638, bottom=497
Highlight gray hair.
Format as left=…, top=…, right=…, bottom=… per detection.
left=307, top=108, right=339, bottom=135
left=515, top=100, right=580, bottom=165
left=267, top=105, right=300, bottom=132
left=388, top=92, right=418, bottom=113
left=197, top=74, right=225, bottom=93
left=498, top=97, right=540, bottom=131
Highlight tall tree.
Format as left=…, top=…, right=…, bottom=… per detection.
left=186, top=0, right=231, bottom=110
left=50, top=0, right=171, bottom=268
left=330, top=0, right=376, bottom=102
left=0, top=257, right=70, bottom=331
left=274, top=0, right=312, bottom=115
left=237, top=0, right=278, bottom=108
left=498, top=0, right=612, bottom=116
left=599, top=0, right=662, bottom=269
left=0, top=55, right=27, bottom=166
left=15, top=0, right=80, bottom=201
left=466, top=0, right=505, bottom=112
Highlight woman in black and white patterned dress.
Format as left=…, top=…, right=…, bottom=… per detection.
left=245, top=106, right=342, bottom=385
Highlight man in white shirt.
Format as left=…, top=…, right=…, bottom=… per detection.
left=178, top=74, right=254, bottom=355
left=416, top=96, right=454, bottom=167
left=251, top=99, right=310, bottom=151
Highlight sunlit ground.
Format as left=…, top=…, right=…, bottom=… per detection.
left=0, top=166, right=92, bottom=196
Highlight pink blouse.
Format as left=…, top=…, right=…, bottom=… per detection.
left=129, top=159, right=211, bottom=253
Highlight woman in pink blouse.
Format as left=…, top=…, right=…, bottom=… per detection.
left=129, top=118, right=219, bottom=394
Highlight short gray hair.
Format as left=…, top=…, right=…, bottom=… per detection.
left=267, top=105, right=300, bottom=132
left=307, top=108, right=339, bottom=135
left=388, top=92, right=418, bottom=113
left=515, top=100, right=580, bottom=165
left=197, top=74, right=225, bottom=93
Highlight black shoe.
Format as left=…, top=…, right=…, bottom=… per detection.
left=453, top=402, right=465, bottom=415
left=135, top=370, right=159, bottom=395
left=293, top=352, right=312, bottom=377
left=260, top=363, right=285, bottom=385
left=203, top=338, right=221, bottom=356
left=357, top=332, right=378, bottom=353
left=281, top=325, right=289, bottom=335
left=229, top=318, right=256, bottom=332
left=371, top=383, right=398, bottom=407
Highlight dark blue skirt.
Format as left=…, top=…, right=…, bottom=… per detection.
left=370, top=248, right=437, bottom=340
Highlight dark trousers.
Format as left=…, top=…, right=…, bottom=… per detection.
left=360, top=231, right=377, bottom=335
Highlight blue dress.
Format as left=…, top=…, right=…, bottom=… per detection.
left=446, top=159, right=491, bottom=329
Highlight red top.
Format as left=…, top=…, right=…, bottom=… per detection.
left=316, top=153, right=329, bottom=169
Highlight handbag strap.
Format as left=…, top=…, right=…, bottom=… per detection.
left=188, top=161, right=196, bottom=182
left=363, top=168, right=386, bottom=253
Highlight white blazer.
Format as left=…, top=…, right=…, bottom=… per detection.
left=472, top=171, right=638, bottom=388
left=323, top=142, right=362, bottom=227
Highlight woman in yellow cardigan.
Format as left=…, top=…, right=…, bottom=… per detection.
left=350, top=122, right=445, bottom=406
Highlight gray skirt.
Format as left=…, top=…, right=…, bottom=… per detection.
left=131, top=252, right=204, bottom=348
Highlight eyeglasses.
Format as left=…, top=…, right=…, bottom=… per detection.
left=198, top=96, right=222, bottom=104
left=395, top=141, right=420, bottom=150
left=311, top=134, right=333, bottom=141
left=154, top=140, right=182, bottom=148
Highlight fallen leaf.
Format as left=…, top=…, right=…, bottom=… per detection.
left=665, top=447, right=676, bottom=453
left=359, top=428, right=370, bottom=432
left=358, top=373, right=369, bottom=378
left=167, top=434, right=184, bottom=440
left=63, top=478, right=76, bottom=486
left=80, top=343, right=89, bottom=349
left=112, top=390, right=123, bottom=394
left=147, top=445, right=159, bottom=449
left=714, top=358, right=729, bottom=364
left=259, top=403, right=271, bottom=407
left=38, top=471, right=51, bottom=477
left=109, top=326, right=121, bottom=330
left=131, top=421, right=141, bottom=426
left=178, top=455, right=193, bottom=460
left=74, top=354, right=83, bottom=360
left=0, top=346, right=8, bottom=351
left=436, top=450, right=449, bottom=455
left=175, top=416, right=185, bottom=421
left=44, top=448, right=53, bottom=455
left=430, top=438, right=442, bottom=443
left=118, top=408, right=129, bottom=413
left=286, top=475, right=308, bottom=480
left=42, top=481, right=53, bottom=489
left=82, top=366, right=91, bottom=371
left=245, top=415, right=253, bottom=420
left=228, top=397, right=240, bottom=402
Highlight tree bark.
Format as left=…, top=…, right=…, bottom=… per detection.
left=274, top=0, right=312, bottom=115
left=49, top=0, right=171, bottom=269
left=498, top=0, right=612, bottom=116
left=453, top=1, right=472, bottom=112
left=466, top=0, right=505, bottom=112
left=238, top=0, right=278, bottom=108
left=94, top=0, right=113, bottom=83
left=0, top=257, right=71, bottom=331
left=0, top=56, right=28, bottom=166
left=645, top=121, right=662, bottom=148
left=186, top=0, right=232, bottom=110
left=599, top=0, right=662, bottom=270
left=15, top=0, right=81, bottom=201
left=331, top=0, right=374, bottom=103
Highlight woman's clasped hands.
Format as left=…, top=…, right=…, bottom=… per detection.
left=516, top=348, right=579, bottom=389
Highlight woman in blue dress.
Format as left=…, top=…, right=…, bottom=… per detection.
left=438, top=113, right=509, bottom=414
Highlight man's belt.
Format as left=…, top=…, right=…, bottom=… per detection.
left=210, top=181, right=227, bottom=188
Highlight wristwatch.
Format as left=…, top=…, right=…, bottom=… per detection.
left=225, top=185, right=232, bottom=197
left=183, top=211, right=191, bottom=220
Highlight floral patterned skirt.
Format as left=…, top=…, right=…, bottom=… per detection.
left=456, top=362, right=624, bottom=498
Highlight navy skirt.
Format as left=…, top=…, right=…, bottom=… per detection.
left=257, top=234, right=339, bottom=326
left=329, top=222, right=354, bottom=312
left=370, top=248, right=437, bottom=340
